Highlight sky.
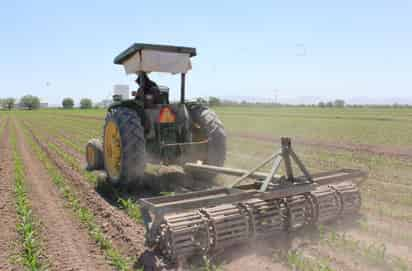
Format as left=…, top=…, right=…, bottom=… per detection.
left=0, top=0, right=411, bottom=105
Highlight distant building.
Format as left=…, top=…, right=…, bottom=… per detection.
left=40, top=102, right=48, bottom=108
left=113, top=84, right=129, bottom=100
left=16, top=102, right=27, bottom=109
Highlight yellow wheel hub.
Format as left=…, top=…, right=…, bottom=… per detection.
left=104, top=121, right=122, bottom=179
left=86, top=145, right=95, bottom=166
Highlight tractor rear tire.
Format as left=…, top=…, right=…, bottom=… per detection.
left=86, top=138, right=104, bottom=170
left=103, top=107, right=145, bottom=186
left=188, top=105, right=226, bottom=179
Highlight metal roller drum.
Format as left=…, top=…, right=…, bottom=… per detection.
left=202, top=204, right=249, bottom=250
left=160, top=211, right=209, bottom=259
left=330, top=181, right=361, bottom=216
left=310, top=185, right=342, bottom=223
left=243, top=198, right=285, bottom=238
left=285, top=194, right=314, bottom=231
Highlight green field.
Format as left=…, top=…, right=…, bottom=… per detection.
left=32, top=106, right=412, bottom=147
left=2, top=106, right=412, bottom=270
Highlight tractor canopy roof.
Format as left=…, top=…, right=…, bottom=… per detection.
left=114, top=43, right=197, bottom=74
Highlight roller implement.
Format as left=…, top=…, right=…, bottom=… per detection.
left=85, top=43, right=366, bottom=263
left=140, top=137, right=365, bottom=261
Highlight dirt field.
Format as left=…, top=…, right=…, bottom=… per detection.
left=1, top=106, right=412, bottom=271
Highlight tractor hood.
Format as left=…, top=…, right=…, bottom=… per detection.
left=114, top=43, right=196, bottom=74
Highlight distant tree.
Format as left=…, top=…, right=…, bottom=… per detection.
left=318, top=101, right=325, bottom=108
left=20, top=95, right=40, bottom=110
left=80, top=98, right=92, bottom=109
left=326, top=101, right=334, bottom=107
left=62, top=98, right=74, bottom=109
left=334, top=99, right=345, bottom=108
left=3, top=98, right=15, bottom=110
left=208, top=96, right=221, bottom=107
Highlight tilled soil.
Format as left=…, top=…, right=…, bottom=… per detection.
left=23, top=122, right=147, bottom=263
left=217, top=240, right=291, bottom=271
left=14, top=119, right=113, bottom=271
left=0, top=118, right=20, bottom=271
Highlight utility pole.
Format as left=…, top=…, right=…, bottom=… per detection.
left=273, top=89, right=279, bottom=105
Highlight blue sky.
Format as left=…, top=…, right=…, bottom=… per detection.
left=1, top=0, right=411, bottom=105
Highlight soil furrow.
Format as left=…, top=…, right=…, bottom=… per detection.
left=0, top=118, right=20, bottom=271
left=23, top=122, right=146, bottom=263
left=14, top=119, right=112, bottom=271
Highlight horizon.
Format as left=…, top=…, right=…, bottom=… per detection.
left=4, top=94, right=412, bottom=107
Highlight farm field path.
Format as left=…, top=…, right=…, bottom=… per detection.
left=0, top=117, right=20, bottom=271
left=14, top=118, right=113, bottom=271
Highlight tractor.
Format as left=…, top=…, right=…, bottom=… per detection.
left=86, top=43, right=366, bottom=263
left=86, top=43, right=226, bottom=185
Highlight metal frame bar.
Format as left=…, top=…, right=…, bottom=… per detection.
left=180, top=73, right=186, bottom=104
left=259, top=155, right=282, bottom=192
left=229, top=137, right=314, bottom=192
left=230, top=151, right=281, bottom=188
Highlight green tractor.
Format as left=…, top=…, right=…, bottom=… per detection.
left=86, top=43, right=226, bottom=185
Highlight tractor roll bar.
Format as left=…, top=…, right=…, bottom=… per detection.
left=180, top=73, right=186, bottom=104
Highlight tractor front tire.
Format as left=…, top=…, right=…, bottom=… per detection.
left=103, top=107, right=145, bottom=186
left=86, top=138, right=104, bottom=170
left=188, top=105, right=226, bottom=179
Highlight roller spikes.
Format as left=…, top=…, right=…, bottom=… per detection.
left=157, top=182, right=361, bottom=261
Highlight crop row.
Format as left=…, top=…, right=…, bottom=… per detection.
left=11, top=125, right=44, bottom=270
left=20, top=119, right=148, bottom=254
left=46, top=139, right=142, bottom=223
left=21, top=120, right=143, bottom=225
left=19, top=120, right=131, bottom=270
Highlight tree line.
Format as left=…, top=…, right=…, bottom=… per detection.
left=61, top=98, right=93, bottom=109
left=0, top=95, right=41, bottom=110
left=195, top=97, right=412, bottom=108
left=0, top=96, right=94, bottom=110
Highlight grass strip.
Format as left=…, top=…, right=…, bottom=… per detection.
left=21, top=123, right=131, bottom=270
left=11, top=126, right=44, bottom=270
